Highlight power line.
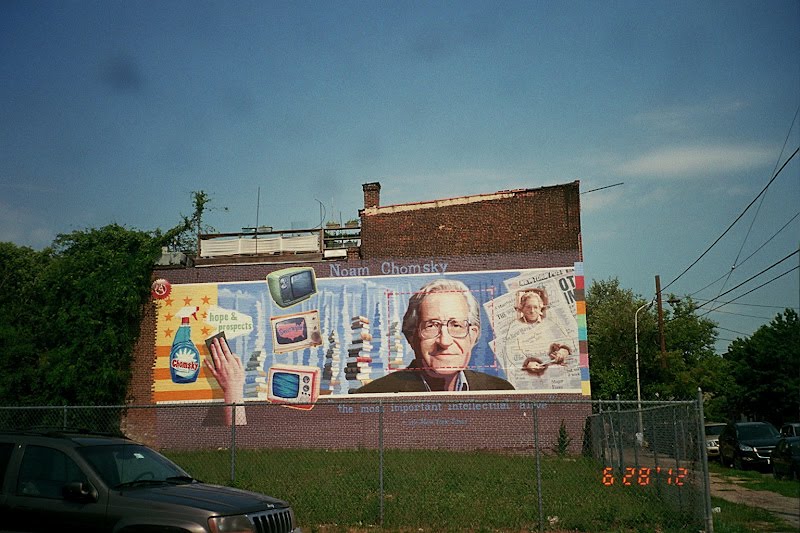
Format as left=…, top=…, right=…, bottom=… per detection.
left=717, top=326, right=751, bottom=336
left=700, top=264, right=799, bottom=316
left=662, top=143, right=799, bottom=294
left=701, top=308, right=776, bottom=320
left=688, top=211, right=800, bottom=297
left=581, top=182, right=624, bottom=194
left=708, top=106, right=800, bottom=307
left=696, top=250, right=798, bottom=310
left=694, top=299, right=797, bottom=310
left=722, top=106, right=800, bottom=282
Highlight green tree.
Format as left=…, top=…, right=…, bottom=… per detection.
left=167, top=190, right=225, bottom=256
left=586, top=278, right=655, bottom=400
left=0, top=192, right=205, bottom=407
left=656, top=297, right=719, bottom=401
left=586, top=278, right=722, bottom=405
left=723, top=309, right=799, bottom=426
left=553, top=419, right=573, bottom=457
left=0, top=243, right=53, bottom=404
left=33, top=224, right=165, bottom=405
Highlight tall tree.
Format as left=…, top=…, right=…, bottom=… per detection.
left=34, top=224, right=165, bottom=405
left=167, top=190, right=225, bottom=256
left=656, top=297, right=719, bottom=400
left=0, top=192, right=203, bottom=406
left=586, top=278, right=722, bottom=405
left=0, top=243, right=52, bottom=404
left=585, top=278, right=651, bottom=400
left=723, top=309, right=799, bottom=426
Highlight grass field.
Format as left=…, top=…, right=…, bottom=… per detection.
left=164, top=448, right=794, bottom=532
left=709, top=461, right=800, bottom=499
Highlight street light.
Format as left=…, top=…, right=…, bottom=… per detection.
left=635, top=299, right=654, bottom=442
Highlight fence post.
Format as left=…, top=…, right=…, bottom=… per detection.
left=615, top=395, right=624, bottom=475
left=632, top=403, right=640, bottom=469
left=696, top=389, right=714, bottom=533
left=378, top=399, right=384, bottom=526
left=63, top=405, right=68, bottom=429
left=533, top=403, right=544, bottom=532
left=651, top=409, right=661, bottom=483
left=230, top=403, right=237, bottom=484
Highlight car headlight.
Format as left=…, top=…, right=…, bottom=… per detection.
left=208, top=515, right=255, bottom=533
left=738, top=444, right=754, bottom=452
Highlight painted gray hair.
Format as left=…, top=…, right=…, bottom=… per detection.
left=402, top=279, right=481, bottom=343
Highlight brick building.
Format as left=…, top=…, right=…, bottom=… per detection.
left=126, top=180, right=590, bottom=452
left=359, top=181, right=581, bottom=259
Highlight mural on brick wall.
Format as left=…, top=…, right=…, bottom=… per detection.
left=152, top=264, right=590, bottom=418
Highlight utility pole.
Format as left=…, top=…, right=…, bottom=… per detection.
left=635, top=300, right=654, bottom=440
left=655, top=275, right=667, bottom=367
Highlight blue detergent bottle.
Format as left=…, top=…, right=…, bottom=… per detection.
left=170, top=306, right=201, bottom=383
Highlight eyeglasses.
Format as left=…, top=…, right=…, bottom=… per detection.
left=418, top=319, right=471, bottom=339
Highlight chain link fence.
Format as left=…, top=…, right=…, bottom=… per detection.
left=0, top=396, right=712, bottom=532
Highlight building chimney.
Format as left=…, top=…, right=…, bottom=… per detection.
left=362, top=182, right=381, bottom=209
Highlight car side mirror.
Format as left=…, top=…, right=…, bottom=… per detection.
left=63, top=481, right=98, bottom=503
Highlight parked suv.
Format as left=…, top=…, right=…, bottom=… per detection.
left=772, top=436, right=800, bottom=480
left=780, top=422, right=800, bottom=437
left=704, top=422, right=726, bottom=458
left=0, top=429, right=299, bottom=533
left=718, top=421, right=780, bottom=470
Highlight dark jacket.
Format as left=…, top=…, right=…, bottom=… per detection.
left=353, top=360, right=514, bottom=393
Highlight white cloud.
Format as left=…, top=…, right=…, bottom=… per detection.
left=616, top=145, right=773, bottom=179
left=580, top=187, right=624, bottom=213
left=629, top=101, right=748, bottom=131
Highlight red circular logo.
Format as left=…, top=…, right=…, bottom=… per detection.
left=151, top=279, right=172, bottom=299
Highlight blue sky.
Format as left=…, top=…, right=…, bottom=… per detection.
left=1, top=0, right=798, bottom=354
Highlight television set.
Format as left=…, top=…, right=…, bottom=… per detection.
left=267, top=267, right=317, bottom=308
left=270, top=309, right=322, bottom=354
left=267, top=364, right=320, bottom=410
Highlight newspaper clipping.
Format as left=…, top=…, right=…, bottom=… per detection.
left=485, top=268, right=581, bottom=392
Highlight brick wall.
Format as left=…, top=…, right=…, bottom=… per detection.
left=142, top=399, right=590, bottom=455
left=360, top=182, right=581, bottom=259
left=125, top=180, right=588, bottom=449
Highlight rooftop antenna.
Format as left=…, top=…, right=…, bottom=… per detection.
left=314, top=198, right=325, bottom=229
left=255, top=186, right=260, bottom=254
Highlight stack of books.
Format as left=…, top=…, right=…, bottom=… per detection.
left=386, top=317, right=405, bottom=370
left=345, top=316, right=373, bottom=386
left=243, top=350, right=268, bottom=400
left=321, top=329, right=341, bottom=392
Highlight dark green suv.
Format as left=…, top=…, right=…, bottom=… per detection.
left=718, top=421, right=780, bottom=471
left=0, top=429, right=299, bottom=533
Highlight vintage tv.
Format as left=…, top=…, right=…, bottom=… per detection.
left=267, top=364, right=321, bottom=410
left=267, top=267, right=317, bottom=308
left=270, top=309, right=322, bottom=354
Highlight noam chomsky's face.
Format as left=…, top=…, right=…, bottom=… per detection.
left=411, top=292, right=477, bottom=379
left=520, top=294, right=544, bottom=323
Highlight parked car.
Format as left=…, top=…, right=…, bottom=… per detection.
left=704, top=422, right=726, bottom=458
left=772, top=436, right=800, bottom=480
left=718, top=421, right=780, bottom=470
left=0, top=429, right=300, bottom=533
left=780, top=422, right=800, bottom=437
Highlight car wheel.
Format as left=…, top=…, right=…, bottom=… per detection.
left=773, top=467, right=783, bottom=480
left=723, top=452, right=733, bottom=468
left=734, top=455, right=744, bottom=470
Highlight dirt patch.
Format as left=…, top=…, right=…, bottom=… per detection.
left=709, top=472, right=799, bottom=530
